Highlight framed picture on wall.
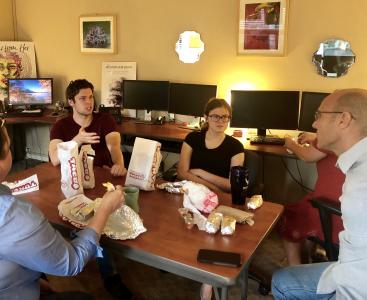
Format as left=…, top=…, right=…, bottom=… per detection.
left=80, top=15, right=116, bottom=53
left=238, top=0, right=289, bottom=55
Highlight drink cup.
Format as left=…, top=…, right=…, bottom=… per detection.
left=123, top=186, right=140, bottom=213
left=230, top=166, right=248, bottom=205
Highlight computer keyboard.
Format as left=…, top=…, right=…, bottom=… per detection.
left=5, top=109, right=44, bottom=117
left=250, top=136, right=285, bottom=145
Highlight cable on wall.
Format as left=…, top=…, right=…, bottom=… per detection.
left=11, top=0, right=18, bottom=40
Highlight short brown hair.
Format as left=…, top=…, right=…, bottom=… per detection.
left=66, top=79, right=94, bottom=102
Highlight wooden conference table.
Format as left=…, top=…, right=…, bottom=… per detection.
left=7, top=163, right=283, bottom=300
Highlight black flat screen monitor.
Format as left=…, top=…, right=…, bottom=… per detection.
left=299, top=92, right=329, bottom=132
left=169, top=83, right=217, bottom=117
left=122, top=80, right=169, bottom=111
left=7, top=78, right=53, bottom=107
left=230, top=90, right=300, bottom=136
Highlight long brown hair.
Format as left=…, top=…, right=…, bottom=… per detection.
left=201, top=98, right=232, bottom=131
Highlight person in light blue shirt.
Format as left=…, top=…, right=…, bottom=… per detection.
left=272, top=88, right=367, bottom=299
left=0, top=117, right=126, bottom=300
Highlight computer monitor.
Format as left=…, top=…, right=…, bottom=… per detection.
left=230, top=90, right=300, bottom=136
left=122, top=80, right=170, bottom=111
left=7, top=78, right=53, bottom=107
left=299, top=91, right=329, bottom=132
left=169, top=83, right=217, bottom=117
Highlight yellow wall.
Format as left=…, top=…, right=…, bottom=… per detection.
left=0, top=0, right=15, bottom=40
left=2, top=0, right=367, bottom=103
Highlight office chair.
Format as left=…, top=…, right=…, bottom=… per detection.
left=243, top=150, right=272, bottom=295
left=244, top=149, right=264, bottom=197
left=309, top=197, right=342, bottom=261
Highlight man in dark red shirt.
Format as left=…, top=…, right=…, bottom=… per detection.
left=49, top=79, right=126, bottom=176
left=48, top=79, right=132, bottom=299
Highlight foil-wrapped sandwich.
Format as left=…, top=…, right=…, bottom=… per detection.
left=94, top=197, right=146, bottom=240
left=247, top=195, right=263, bottom=210
left=205, top=212, right=223, bottom=234
left=178, top=208, right=195, bottom=229
left=156, top=181, right=187, bottom=194
left=221, top=215, right=237, bottom=235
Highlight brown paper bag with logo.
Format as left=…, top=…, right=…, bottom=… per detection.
left=79, top=144, right=95, bottom=189
left=125, top=137, right=162, bottom=191
left=57, top=141, right=83, bottom=198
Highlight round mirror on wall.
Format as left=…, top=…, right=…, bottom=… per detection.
left=175, top=31, right=204, bottom=64
left=312, top=39, right=355, bottom=78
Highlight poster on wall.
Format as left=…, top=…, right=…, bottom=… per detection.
left=238, top=0, right=288, bottom=55
left=101, top=61, right=136, bottom=117
left=0, top=41, right=37, bottom=102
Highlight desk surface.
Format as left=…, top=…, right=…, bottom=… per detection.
left=120, top=119, right=292, bottom=157
left=5, top=113, right=292, bottom=157
left=7, top=163, right=283, bottom=292
left=119, top=119, right=192, bottom=142
left=5, top=110, right=64, bottom=125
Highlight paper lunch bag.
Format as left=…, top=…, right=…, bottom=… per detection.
left=125, top=137, right=162, bottom=191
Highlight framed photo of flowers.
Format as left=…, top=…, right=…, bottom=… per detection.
left=80, top=15, right=116, bottom=53
left=238, top=0, right=289, bottom=55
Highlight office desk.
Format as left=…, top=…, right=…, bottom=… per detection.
left=119, top=118, right=292, bottom=157
left=7, top=163, right=283, bottom=300
left=4, top=113, right=292, bottom=157
left=119, top=119, right=190, bottom=142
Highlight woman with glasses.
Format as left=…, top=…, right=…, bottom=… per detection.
left=0, top=118, right=126, bottom=300
left=178, top=98, right=244, bottom=193
left=177, top=98, right=244, bottom=300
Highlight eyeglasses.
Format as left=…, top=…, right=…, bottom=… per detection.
left=208, top=114, right=231, bottom=122
left=314, top=110, right=356, bottom=121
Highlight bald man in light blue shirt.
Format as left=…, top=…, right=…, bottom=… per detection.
left=272, top=89, right=367, bottom=299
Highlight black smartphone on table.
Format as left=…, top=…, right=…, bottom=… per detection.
left=197, top=249, right=242, bottom=267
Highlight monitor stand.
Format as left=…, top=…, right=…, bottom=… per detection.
left=151, top=110, right=169, bottom=121
left=135, top=110, right=169, bottom=125
left=136, top=109, right=151, bottom=121
left=256, top=128, right=278, bottom=138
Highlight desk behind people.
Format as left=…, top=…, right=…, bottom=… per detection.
left=7, top=162, right=283, bottom=300
left=119, top=118, right=292, bottom=157
left=3, top=112, right=292, bottom=157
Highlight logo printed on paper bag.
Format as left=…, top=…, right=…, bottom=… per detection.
left=68, top=157, right=80, bottom=190
left=129, top=171, right=145, bottom=180
left=81, top=152, right=90, bottom=181
left=11, top=180, right=38, bottom=194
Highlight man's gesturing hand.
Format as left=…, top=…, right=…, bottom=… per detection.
left=73, top=127, right=100, bottom=146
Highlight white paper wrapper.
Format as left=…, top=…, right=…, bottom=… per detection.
left=79, top=144, right=95, bottom=189
left=2, top=174, right=39, bottom=195
left=182, top=181, right=218, bottom=213
left=58, top=141, right=83, bottom=198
